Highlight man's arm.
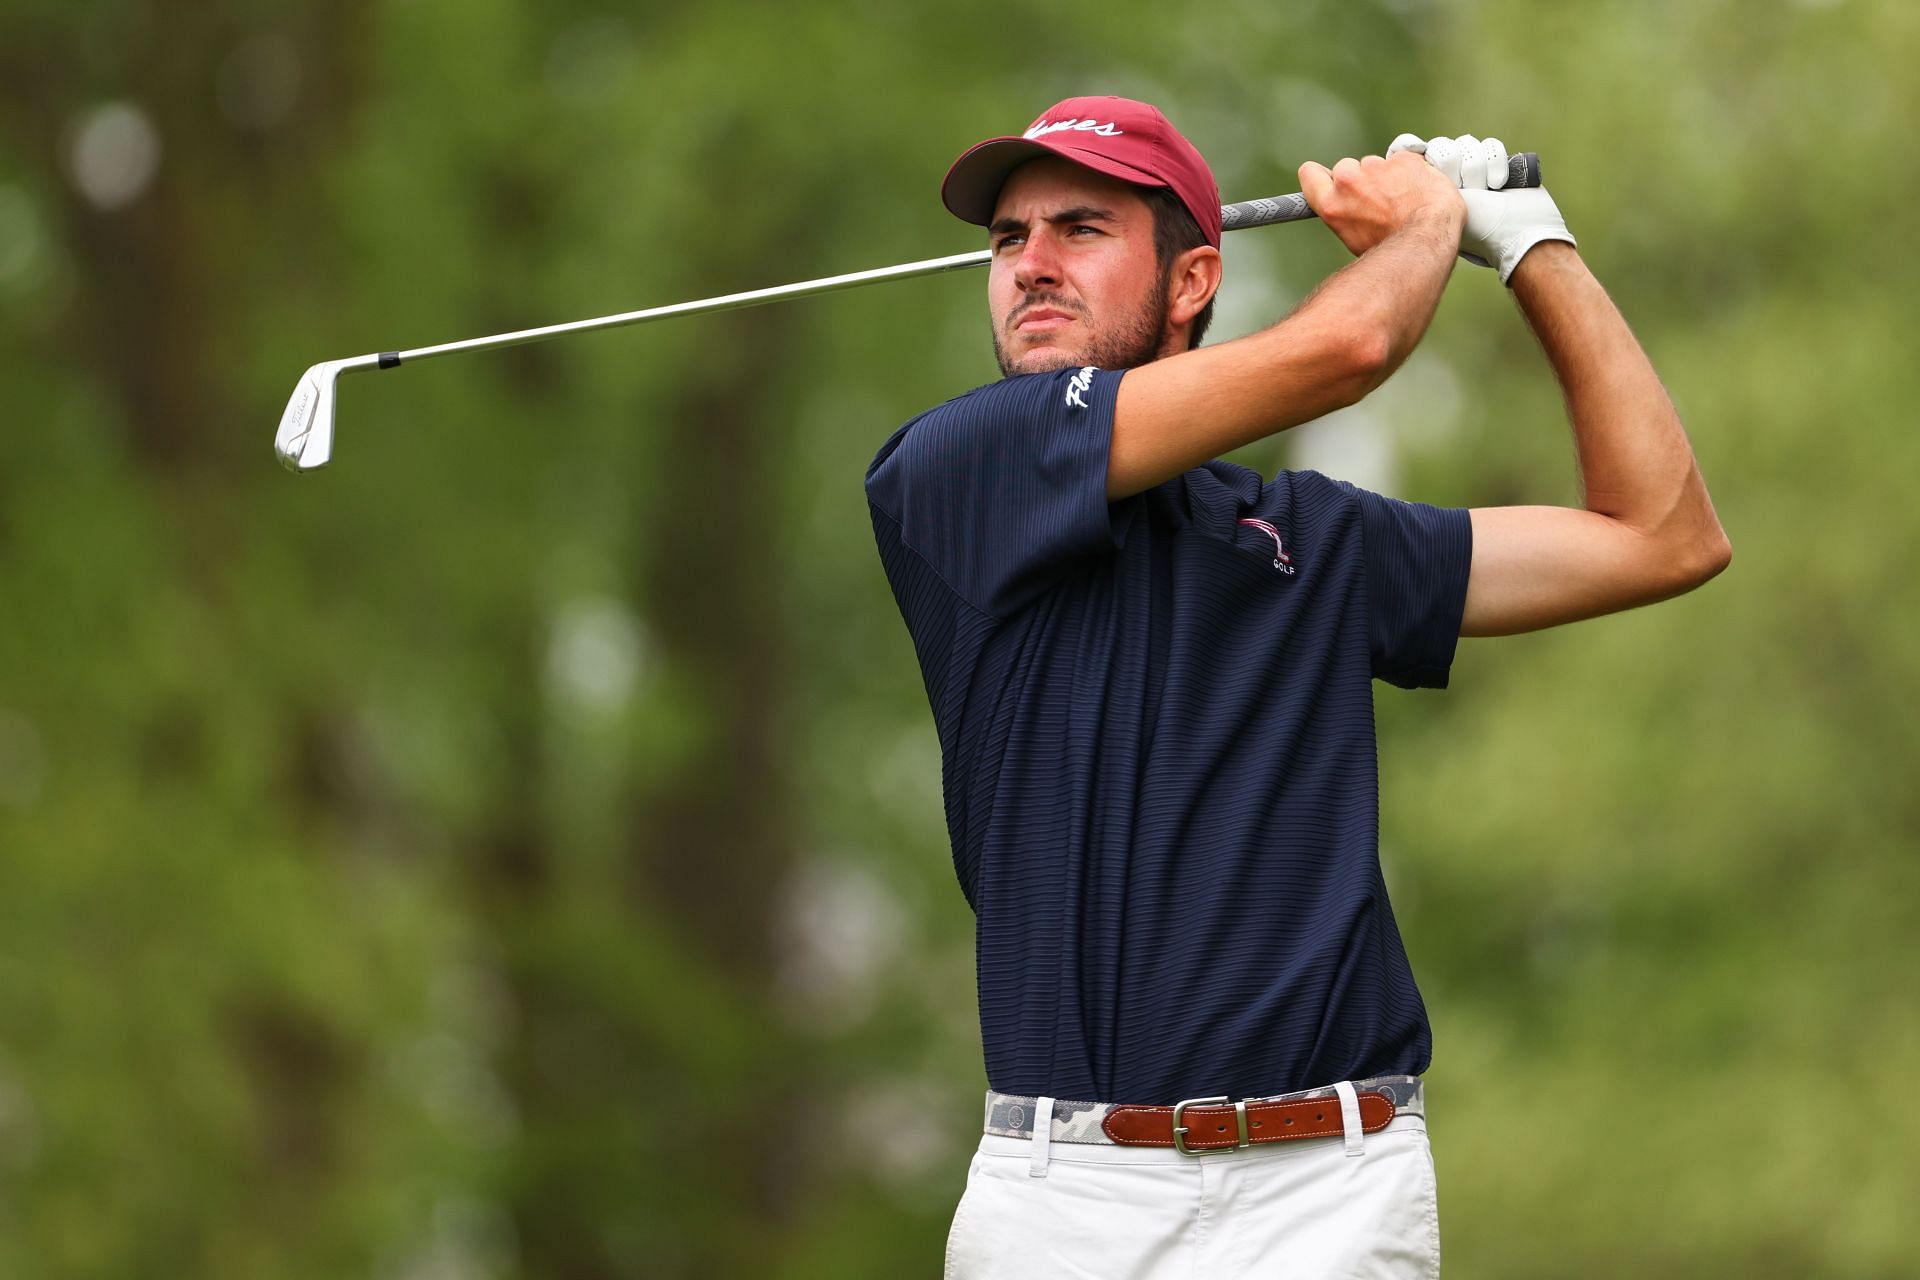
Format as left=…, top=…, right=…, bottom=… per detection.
left=1108, top=151, right=1464, bottom=500
left=1461, top=243, right=1732, bottom=636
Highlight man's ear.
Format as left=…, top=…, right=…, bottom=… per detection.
left=1167, top=244, right=1222, bottom=331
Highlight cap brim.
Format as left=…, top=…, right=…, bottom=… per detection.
left=941, top=136, right=1169, bottom=227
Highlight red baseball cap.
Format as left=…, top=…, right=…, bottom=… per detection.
left=941, top=96, right=1222, bottom=248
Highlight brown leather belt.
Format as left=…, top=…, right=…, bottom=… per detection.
left=1102, top=1089, right=1396, bottom=1154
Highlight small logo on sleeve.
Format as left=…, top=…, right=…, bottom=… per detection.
left=1238, top=518, right=1296, bottom=574
left=1064, top=366, right=1096, bottom=409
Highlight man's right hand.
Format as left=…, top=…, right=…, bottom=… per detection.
left=1297, top=149, right=1465, bottom=258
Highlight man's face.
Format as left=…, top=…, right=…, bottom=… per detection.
left=988, top=158, right=1173, bottom=378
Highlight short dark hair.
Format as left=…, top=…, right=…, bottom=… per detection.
left=1143, top=186, right=1216, bottom=350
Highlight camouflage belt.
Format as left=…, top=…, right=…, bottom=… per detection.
left=984, top=1075, right=1424, bottom=1145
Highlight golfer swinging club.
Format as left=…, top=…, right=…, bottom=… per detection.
left=866, top=96, right=1729, bottom=1277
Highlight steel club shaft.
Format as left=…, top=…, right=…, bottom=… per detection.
left=275, top=155, right=1538, bottom=472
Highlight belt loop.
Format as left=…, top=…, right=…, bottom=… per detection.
left=1028, top=1096, right=1055, bottom=1178
left=1333, top=1080, right=1365, bottom=1157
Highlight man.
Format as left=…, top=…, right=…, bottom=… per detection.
left=865, top=97, right=1729, bottom=1277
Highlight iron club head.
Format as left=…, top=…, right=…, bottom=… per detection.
left=275, top=355, right=381, bottom=472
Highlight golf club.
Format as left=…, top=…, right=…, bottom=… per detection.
left=274, top=154, right=1539, bottom=472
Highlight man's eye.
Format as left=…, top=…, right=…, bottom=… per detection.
left=994, top=234, right=1025, bottom=251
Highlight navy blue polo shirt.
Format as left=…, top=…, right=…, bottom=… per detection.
left=866, top=366, right=1472, bottom=1105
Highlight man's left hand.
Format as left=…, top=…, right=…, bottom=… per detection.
left=1388, top=133, right=1577, bottom=283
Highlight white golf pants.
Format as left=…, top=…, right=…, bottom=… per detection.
left=944, top=1112, right=1440, bottom=1278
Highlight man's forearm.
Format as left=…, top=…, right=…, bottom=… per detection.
left=1109, top=207, right=1461, bottom=498
left=1294, top=205, right=1462, bottom=394
left=1509, top=244, right=1730, bottom=573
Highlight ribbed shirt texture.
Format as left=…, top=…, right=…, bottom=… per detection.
left=866, top=366, right=1472, bottom=1104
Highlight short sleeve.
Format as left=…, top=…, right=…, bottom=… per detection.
left=1340, top=482, right=1473, bottom=689
left=865, top=367, right=1132, bottom=617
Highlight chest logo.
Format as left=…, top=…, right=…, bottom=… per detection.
left=1238, top=518, right=1296, bottom=574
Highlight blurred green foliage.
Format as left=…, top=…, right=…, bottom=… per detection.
left=0, top=0, right=1914, bottom=1275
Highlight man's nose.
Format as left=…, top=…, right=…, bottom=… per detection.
left=1013, top=230, right=1062, bottom=291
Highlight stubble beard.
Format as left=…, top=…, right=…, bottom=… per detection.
left=992, top=272, right=1171, bottom=379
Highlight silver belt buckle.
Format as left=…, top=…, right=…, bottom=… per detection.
left=1170, top=1095, right=1249, bottom=1155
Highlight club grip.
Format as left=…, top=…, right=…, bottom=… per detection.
left=1220, top=152, right=1541, bottom=232
left=1505, top=151, right=1542, bottom=189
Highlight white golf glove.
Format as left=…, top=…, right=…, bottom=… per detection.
left=1388, top=133, right=1576, bottom=284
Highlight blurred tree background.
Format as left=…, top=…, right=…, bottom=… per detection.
left=0, top=0, right=1914, bottom=1275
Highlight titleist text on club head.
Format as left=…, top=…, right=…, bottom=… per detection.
left=275, top=355, right=381, bottom=472
left=275, top=363, right=334, bottom=471
left=275, top=369, right=321, bottom=469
